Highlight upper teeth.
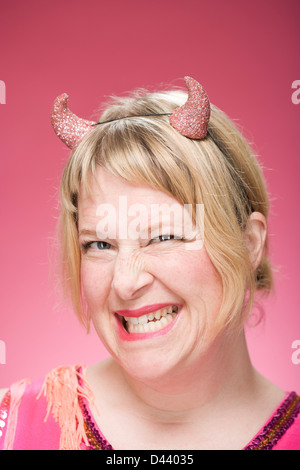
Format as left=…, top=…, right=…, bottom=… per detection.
left=124, top=305, right=178, bottom=324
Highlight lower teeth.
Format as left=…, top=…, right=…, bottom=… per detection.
left=126, top=312, right=177, bottom=334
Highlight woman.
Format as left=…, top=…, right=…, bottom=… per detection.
left=0, top=77, right=299, bottom=450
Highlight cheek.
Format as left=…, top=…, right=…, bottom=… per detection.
left=80, top=261, right=111, bottom=311
left=193, top=256, right=223, bottom=308
left=163, top=249, right=223, bottom=303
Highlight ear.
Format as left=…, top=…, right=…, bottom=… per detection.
left=243, top=212, right=267, bottom=271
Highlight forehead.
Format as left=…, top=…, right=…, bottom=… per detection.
left=77, top=166, right=202, bottom=243
left=78, top=167, right=180, bottom=213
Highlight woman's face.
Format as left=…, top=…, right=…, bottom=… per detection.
left=78, top=167, right=223, bottom=382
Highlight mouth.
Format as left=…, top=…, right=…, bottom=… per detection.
left=115, top=305, right=180, bottom=336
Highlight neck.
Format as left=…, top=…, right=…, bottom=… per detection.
left=117, top=329, right=258, bottom=424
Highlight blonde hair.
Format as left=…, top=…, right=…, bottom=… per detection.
left=56, top=87, right=274, bottom=333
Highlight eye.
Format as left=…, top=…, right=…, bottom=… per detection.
left=81, top=240, right=112, bottom=252
left=150, top=234, right=183, bottom=243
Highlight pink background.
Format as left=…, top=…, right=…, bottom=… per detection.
left=0, top=0, right=299, bottom=391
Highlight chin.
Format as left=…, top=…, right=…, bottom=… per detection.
left=117, top=349, right=178, bottom=385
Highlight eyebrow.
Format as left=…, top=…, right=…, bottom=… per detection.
left=78, top=219, right=181, bottom=240
left=78, top=228, right=98, bottom=238
left=78, top=226, right=161, bottom=239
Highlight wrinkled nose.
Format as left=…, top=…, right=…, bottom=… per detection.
left=111, top=249, right=154, bottom=300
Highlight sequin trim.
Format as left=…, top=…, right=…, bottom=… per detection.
left=244, top=392, right=300, bottom=450
left=78, top=394, right=113, bottom=450
left=0, top=391, right=11, bottom=440
left=75, top=367, right=113, bottom=450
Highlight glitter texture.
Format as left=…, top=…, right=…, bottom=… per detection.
left=169, top=76, right=210, bottom=139
left=78, top=395, right=113, bottom=450
left=244, top=392, right=300, bottom=450
left=0, top=391, right=10, bottom=439
left=51, top=78, right=209, bottom=148
left=51, top=93, right=95, bottom=149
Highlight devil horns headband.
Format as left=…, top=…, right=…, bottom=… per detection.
left=51, top=76, right=210, bottom=149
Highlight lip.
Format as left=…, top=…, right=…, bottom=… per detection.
left=115, top=303, right=180, bottom=318
left=114, top=304, right=182, bottom=342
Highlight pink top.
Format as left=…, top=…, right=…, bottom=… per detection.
left=0, top=365, right=299, bottom=450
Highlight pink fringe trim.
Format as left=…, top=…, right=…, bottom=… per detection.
left=37, top=365, right=95, bottom=450
left=4, top=379, right=31, bottom=450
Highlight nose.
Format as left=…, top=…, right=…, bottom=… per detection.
left=111, top=249, right=154, bottom=300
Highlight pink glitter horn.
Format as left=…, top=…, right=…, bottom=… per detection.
left=169, top=76, right=210, bottom=139
left=51, top=77, right=210, bottom=149
left=51, top=93, right=96, bottom=149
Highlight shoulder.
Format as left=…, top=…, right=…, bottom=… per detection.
left=244, top=391, right=300, bottom=450
left=0, top=365, right=88, bottom=450
left=0, top=374, right=59, bottom=450
left=272, top=391, right=300, bottom=450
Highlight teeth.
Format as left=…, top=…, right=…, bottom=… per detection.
left=138, top=314, right=148, bottom=325
left=124, top=305, right=178, bottom=324
left=154, top=309, right=162, bottom=319
left=127, top=313, right=175, bottom=334
left=123, top=305, right=179, bottom=334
